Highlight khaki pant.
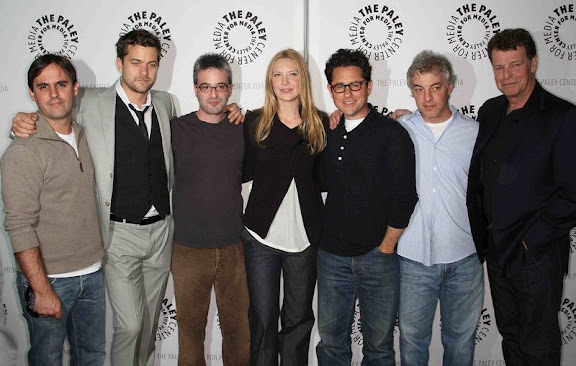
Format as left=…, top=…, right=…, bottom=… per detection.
left=172, top=242, right=250, bottom=366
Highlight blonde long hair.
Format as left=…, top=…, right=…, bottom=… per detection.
left=255, top=49, right=326, bottom=154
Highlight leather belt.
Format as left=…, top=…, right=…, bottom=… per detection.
left=110, top=213, right=164, bottom=225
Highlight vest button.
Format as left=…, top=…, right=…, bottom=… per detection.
left=105, top=202, right=110, bottom=207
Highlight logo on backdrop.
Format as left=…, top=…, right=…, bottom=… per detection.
left=156, top=297, right=177, bottom=341
left=348, top=3, right=404, bottom=62
left=475, top=308, right=493, bottom=344
left=445, top=4, right=500, bottom=60
left=543, top=4, right=576, bottom=61
left=213, top=10, right=267, bottom=65
left=570, top=227, right=576, bottom=254
left=560, top=298, right=576, bottom=344
left=119, top=11, right=173, bottom=58
left=27, top=14, right=79, bottom=59
left=0, top=84, right=7, bottom=93
left=458, top=104, right=478, bottom=120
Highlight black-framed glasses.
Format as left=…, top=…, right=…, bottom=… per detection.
left=195, top=83, right=230, bottom=93
left=330, top=81, right=367, bottom=93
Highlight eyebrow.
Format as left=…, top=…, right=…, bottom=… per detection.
left=35, top=80, right=69, bottom=87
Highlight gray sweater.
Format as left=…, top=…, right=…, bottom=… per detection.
left=1, top=114, right=104, bottom=274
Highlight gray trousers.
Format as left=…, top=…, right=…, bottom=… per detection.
left=104, top=215, right=173, bottom=366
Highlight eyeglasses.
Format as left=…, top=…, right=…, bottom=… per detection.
left=330, top=81, right=367, bottom=93
left=196, top=84, right=230, bottom=93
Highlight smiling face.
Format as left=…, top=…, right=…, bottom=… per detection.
left=491, top=45, right=537, bottom=108
left=29, top=63, right=79, bottom=127
left=328, top=66, right=372, bottom=120
left=411, top=70, right=453, bottom=123
left=270, top=58, right=301, bottom=104
left=116, top=44, right=159, bottom=103
left=194, top=67, right=232, bottom=123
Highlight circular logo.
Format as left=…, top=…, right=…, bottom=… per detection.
left=348, top=4, right=404, bottom=62
left=156, top=297, right=177, bottom=341
left=445, top=4, right=500, bottom=60
left=560, top=297, right=576, bottom=344
left=27, top=14, right=80, bottom=58
left=475, top=308, right=493, bottom=344
left=212, top=10, right=268, bottom=65
left=543, top=4, right=576, bottom=61
left=119, top=11, right=173, bottom=58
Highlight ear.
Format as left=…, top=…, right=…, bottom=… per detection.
left=194, top=85, right=199, bottom=98
left=447, top=83, right=454, bottom=96
left=327, top=84, right=334, bottom=98
left=28, top=88, right=35, bottom=102
left=530, top=55, right=538, bottom=74
left=116, top=57, right=123, bottom=73
left=73, top=81, right=79, bottom=97
left=366, top=80, right=373, bottom=96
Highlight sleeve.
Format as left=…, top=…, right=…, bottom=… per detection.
left=387, top=125, right=418, bottom=229
left=242, top=111, right=258, bottom=183
left=1, top=145, right=43, bottom=253
left=523, top=105, right=576, bottom=251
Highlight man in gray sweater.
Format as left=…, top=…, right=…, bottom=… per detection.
left=1, top=54, right=105, bottom=366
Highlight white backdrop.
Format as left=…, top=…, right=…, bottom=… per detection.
left=1, top=1, right=575, bottom=365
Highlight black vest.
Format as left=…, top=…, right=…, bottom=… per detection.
left=111, top=95, right=170, bottom=221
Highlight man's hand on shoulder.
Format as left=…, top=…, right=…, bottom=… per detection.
left=226, top=103, right=245, bottom=124
left=390, top=109, right=412, bottom=121
left=329, top=110, right=342, bottom=130
left=12, top=112, right=39, bottom=138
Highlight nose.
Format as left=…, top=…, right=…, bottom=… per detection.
left=209, top=87, right=218, bottom=97
left=281, top=74, right=289, bottom=85
left=140, top=64, right=149, bottom=76
left=49, top=85, right=58, bottom=98
left=343, top=85, right=353, bottom=96
left=502, top=66, right=511, bottom=79
left=423, top=89, right=432, bottom=101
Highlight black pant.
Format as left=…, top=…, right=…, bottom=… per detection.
left=242, top=229, right=317, bottom=366
left=488, top=238, right=567, bottom=366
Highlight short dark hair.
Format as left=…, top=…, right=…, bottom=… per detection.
left=193, top=53, right=232, bottom=85
left=407, top=50, right=456, bottom=89
left=116, top=29, right=161, bottom=62
left=28, top=54, right=77, bottom=89
left=487, top=28, right=537, bottom=62
left=324, top=49, right=372, bottom=85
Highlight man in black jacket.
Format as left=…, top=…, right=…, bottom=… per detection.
left=467, top=28, right=576, bottom=365
left=316, top=49, right=417, bottom=366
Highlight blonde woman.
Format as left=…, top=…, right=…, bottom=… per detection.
left=242, top=49, right=327, bottom=366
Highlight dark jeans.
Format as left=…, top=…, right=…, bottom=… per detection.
left=172, top=242, right=250, bottom=366
left=242, top=229, right=317, bottom=366
left=487, top=238, right=567, bottom=366
left=316, top=247, right=399, bottom=366
left=17, top=269, right=106, bottom=366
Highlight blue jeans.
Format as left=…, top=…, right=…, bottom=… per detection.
left=16, top=269, right=106, bottom=366
left=242, top=229, right=317, bottom=366
left=316, top=247, right=399, bottom=366
left=398, top=253, right=484, bottom=366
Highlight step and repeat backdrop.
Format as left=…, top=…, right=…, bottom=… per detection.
left=1, top=0, right=575, bottom=365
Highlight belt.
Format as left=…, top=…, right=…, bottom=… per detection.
left=110, top=213, right=164, bottom=225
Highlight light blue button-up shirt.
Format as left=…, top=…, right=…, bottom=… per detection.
left=397, top=106, right=478, bottom=265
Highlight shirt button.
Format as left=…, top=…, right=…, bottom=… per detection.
left=105, top=202, right=110, bottom=207
left=338, top=157, right=343, bottom=161
left=432, top=188, right=437, bottom=193
left=340, top=146, right=344, bottom=150
left=433, top=167, right=437, bottom=171
left=110, top=173, right=113, bottom=178
left=343, top=135, right=348, bottom=139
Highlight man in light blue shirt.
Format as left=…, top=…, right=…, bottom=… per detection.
left=396, top=50, right=484, bottom=366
